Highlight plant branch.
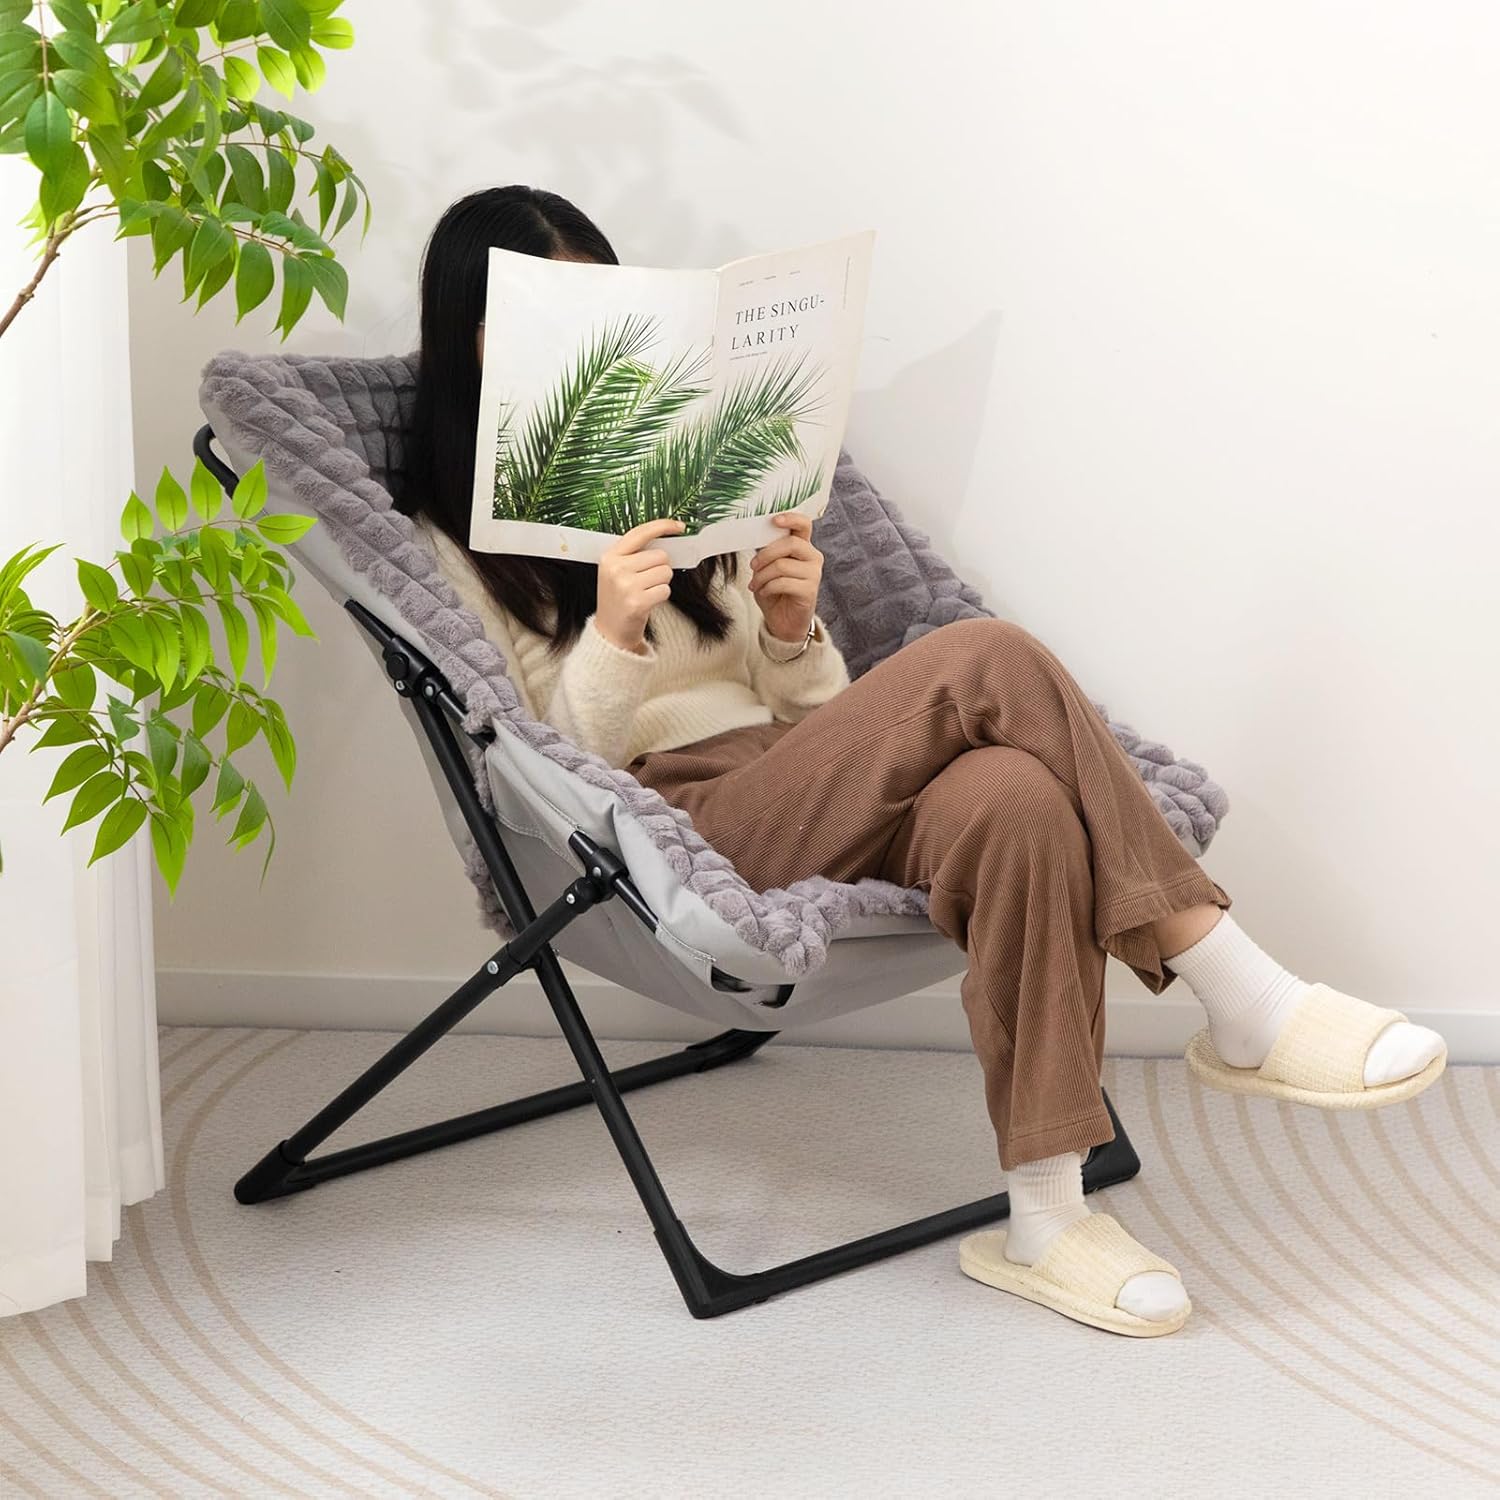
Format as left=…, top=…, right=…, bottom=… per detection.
left=0, top=607, right=98, bottom=754
left=0, top=233, right=65, bottom=341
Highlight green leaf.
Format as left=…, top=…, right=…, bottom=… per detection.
left=265, top=146, right=293, bottom=211
left=190, top=457, right=221, bottom=521
left=262, top=583, right=314, bottom=636
left=256, top=44, right=295, bottom=98
left=312, top=156, right=334, bottom=228
left=90, top=796, right=148, bottom=863
left=276, top=251, right=312, bottom=336
left=155, top=465, right=188, bottom=530
left=35, top=713, right=91, bottom=747
left=44, top=743, right=110, bottom=802
left=253, top=513, right=315, bottom=545
left=186, top=215, right=233, bottom=284
left=237, top=538, right=265, bottom=590
left=119, top=746, right=155, bottom=781
left=4, top=629, right=51, bottom=683
left=334, top=175, right=357, bottom=236
left=174, top=0, right=221, bottom=25
left=120, top=491, right=153, bottom=542
left=211, top=754, right=243, bottom=811
left=158, top=557, right=199, bottom=600
left=217, top=596, right=248, bottom=680
left=0, top=14, right=39, bottom=50
left=52, top=661, right=96, bottom=711
left=311, top=15, right=354, bottom=48
left=213, top=0, right=258, bottom=42
left=261, top=209, right=326, bottom=253
left=222, top=53, right=258, bottom=101
left=196, top=522, right=231, bottom=591
left=303, top=254, right=345, bottom=320
left=106, top=693, right=138, bottom=744
left=61, top=769, right=124, bottom=832
left=146, top=714, right=177, bottom=781
left=225, top=697, right=257, bottom=752
left=179, top=731, right=211, bottom=796
left=23, top=88, right=71, bottom=176
left=117, top=548, right=153, bottom=598
left=260, top=0, right=311, bottom=51
left=149, top=809, right=188, bottom=893
left=103, top=3, right=167, bottom=46
left=191, top=679, right=229, bottom=736
left=0, top=543, right=60, bottom=611
left=53, top=68, right=116, bottom=125
left=289, top=45, right=325, bottom=93
left=86, top=124, right=134, bottom=198
left=143, top=611, right=181, bottom=686
left=234, top=236, right=273, bottom=319
left=136, top=48, right=182, bottom=112
left=231, top=459, right=267, bottom=519
left=76, top=557, right=119, bottom=612
left=224, top=140, right=264, bottom=211
left=260, top=700, right=296, bottom=787
left=179, top=603, right=211, bottom=683
left=249, top=596, right=278, bottom=681
left=139, top=77, right=199, bottom=158
left=50, top=30, right=111, bottom=76
left=194, top=241, right=236, bottom=307
left=39, top=142, right=90, bottom=221
left=230, top=782, right=267, bottom=845
left=150, top=204, right=194, bottom=273
left=109, top=615, right=154, bottom=671
left=141, top=158, right=172, bottom=202
left=49, top=0, right=96, bottom=33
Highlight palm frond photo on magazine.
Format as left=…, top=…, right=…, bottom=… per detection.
left=495, top=321, right=829, bottom=535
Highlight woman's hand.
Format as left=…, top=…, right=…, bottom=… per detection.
left=595, top=518, right=684, bottom=653
left=749, top=512, right=823, bottom=643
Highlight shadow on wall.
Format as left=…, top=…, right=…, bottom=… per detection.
left=850, top=311, right=1005, bottom=604
left=416, top=0, right=748, bottom=269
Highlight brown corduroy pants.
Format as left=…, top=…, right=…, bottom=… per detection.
left=628, top=618, right=1229, bottom=1170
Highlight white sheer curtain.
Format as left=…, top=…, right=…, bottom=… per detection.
left=0, top=159, right=163, bottom=1318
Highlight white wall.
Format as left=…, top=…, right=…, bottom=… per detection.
left=132, top=1, right=1500, bottom=1049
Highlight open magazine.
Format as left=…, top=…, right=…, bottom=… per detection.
left=468, top=232, right=874, bottom=566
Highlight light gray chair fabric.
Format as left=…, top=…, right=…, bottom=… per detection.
left=199, top=351, right=1228, bottom=1031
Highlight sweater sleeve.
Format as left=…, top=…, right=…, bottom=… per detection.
left=539, top=617, right=657, bottom=767
left=746, top=599, right=850, bottom=724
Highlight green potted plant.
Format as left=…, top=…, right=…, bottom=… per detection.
left=0, top=0, right=369, bottom=887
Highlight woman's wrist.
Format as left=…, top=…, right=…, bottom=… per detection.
left=760, top=617, right=821, bottom=662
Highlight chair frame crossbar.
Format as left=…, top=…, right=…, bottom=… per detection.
left=198, top=425, right=1142, bottom=1319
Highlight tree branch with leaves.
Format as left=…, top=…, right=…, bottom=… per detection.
left=2, top=0, right=367, bottom=331
left=0, top=0, right=370, bottom=887
left=0, top=461, right=314, bottom=885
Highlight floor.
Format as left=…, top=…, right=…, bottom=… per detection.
left=2, top=1028, right=1498, bottom=1499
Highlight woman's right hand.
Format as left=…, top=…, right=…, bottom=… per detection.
left=593, top=518, right=685, bottom=654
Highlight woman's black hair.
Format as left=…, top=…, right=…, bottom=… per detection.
left=398, top=184, right=731, bottom=648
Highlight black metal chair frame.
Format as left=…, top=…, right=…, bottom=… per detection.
left=196, top=425, right=1142, bottom=1319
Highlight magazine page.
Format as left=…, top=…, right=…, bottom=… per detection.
left=467, top=232, right=874, bottom=566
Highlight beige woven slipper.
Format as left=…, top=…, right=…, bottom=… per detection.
left=1186, top=982, right=1446, bottom=1109
left=959, top=1213, right=1190, bottom=1337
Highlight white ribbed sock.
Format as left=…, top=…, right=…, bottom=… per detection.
left=1003, top=1151, right=1090, bottom=1264
left=1164, top=914, right=1310, bottom=1068
left=1165, top=914, right=1444, bottom=1084
left=1003, top=1151, right=1187, bottom=1322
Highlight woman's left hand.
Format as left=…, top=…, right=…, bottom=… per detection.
left=748, top=512, right=824, bottom=643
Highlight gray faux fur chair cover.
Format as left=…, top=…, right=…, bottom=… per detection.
left=199, top=351, right=1227, bottom=975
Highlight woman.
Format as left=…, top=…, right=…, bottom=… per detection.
left=398, top=186, right=1447, bottom=1337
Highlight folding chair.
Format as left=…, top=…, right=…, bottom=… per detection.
left=194, top=353, right=1227, bottom=1319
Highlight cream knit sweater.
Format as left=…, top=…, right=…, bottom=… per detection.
left=423, top=523, right=851, bottom=768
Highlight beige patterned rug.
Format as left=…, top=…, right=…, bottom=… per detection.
left=2, top=1027, right=1498, bottom=1498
